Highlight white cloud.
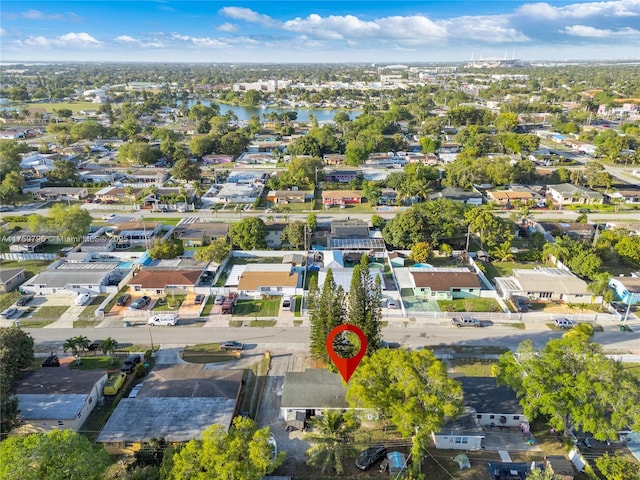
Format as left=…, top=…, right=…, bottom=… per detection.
left=446, top=15, right=531, bottom=42
left=0, top=28, right=6, bottom=37
left=171, top=33, right=227, bottom=47
left=5, top=9, right=82, bottom=21
left=218, top=7, right=280, bottom=28
left=115, top=35, right=137, bottom=43
left=217, top=22, right=238, bottom=32
left=517, top=0, right=640, bottom=19
left=21, top=32, right=102, bottom=48
left=562, top=24, right=640, bottom=37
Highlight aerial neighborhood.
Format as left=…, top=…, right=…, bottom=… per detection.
left=0, top=61, right=639, bottom=479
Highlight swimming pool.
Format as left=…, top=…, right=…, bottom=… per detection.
left=413, top=263, right=433, bottom=268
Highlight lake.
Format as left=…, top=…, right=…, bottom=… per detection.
left=184, top=100, right=359, bottom=123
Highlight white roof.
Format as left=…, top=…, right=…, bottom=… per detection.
left=318, top=268, right=385, bottom=293
left=17, top=393, right=88, bottom=420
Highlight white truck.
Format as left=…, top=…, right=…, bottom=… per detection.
left=147, top=313, right=177, bottom=326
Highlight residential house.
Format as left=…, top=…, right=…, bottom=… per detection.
left=280, top=369, right=361, bottom=423
left=267, top=190, right=308, bottom=205
left=323, top=153, right=346, bottom=165
left=410, top=268, right=482, bottom=300
left=378, top=188, right=398, bottom=205
left=486, top=189, right=535, bottom=207
left=94, top=186, right=143, bottom=202
left=322, top=190, right=363, bottom=207
left=97, top=365, right=242, bottom=454
left=322, top=250, right=344, bottom=269
left=22, top=262, right=120, bottom=295
left=174, top=222, right=229, bottom=247
left=429, top=187, right=484, bottom=206
left=119, top=168, right=169, bottom=186
left=535, top=222, right=596, bottom=242
left=235, top=152, right=276, bottom=165
left=202, top=154, right=234, bottom=165
left=213, top=183, right=262, bottom=204
left=9, top=236, right=48, bottom=254
left=79, top=168, right=122, bottom=183
left=604, top=222, right=640, bottom=236
left=226, top=170, right=268, bottom=185
left=14, top=366, right=108, bottom=434
left=325, top=169, right=359, bottom=183
left=388, top=251, right=407, bottom=267
left=609, top=276, right=640, bottom=306
left=0, top=268, right=26, bottom=293
left=264, top=223, right=286, bottom=248
left=79, top=237, right=117, bottom=252
left=331, top=220, right=369, bottom=239
left=317, top=268, right=385, bottom=293
left=432, top=377, right=528, bottom=451
left=548, top=183, right=604, bottom=206
left=108, top=221, right=163, bottom=245
left=127, top=269, right=203, bottom=296
left=237, top=264, right=301, bottom=297
left=605, top=185, right=640, bottom=205
left=494, top=268, right=598, bottom=303
left=33, top=187, right=88, bottom=202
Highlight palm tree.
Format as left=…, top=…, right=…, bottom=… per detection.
left=587, top=272, right=611, bottom=306
left=304, top=410, right=360, bottom=475
left=542, top=238, right=571, bottom=264
left=491, top=241, right=515, bottom=262
left=73, top=335, right=90, bottom=355
left=63, top=337, right=79, bottom=355
left=100, top=337, right=119, bottom=364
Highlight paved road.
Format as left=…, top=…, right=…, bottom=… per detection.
left=24, top=322, right=640, bottom=355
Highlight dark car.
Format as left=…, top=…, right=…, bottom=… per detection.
left=195, top=294, right=205, bottom=305
left=355, top=444, right=387, bottom=471
left=610, top=302, right=627, bottom=314
left=220, top=341, right=244, bottom=351
left=87, top=340, right=102, bottom=351
left=129, top=296, right=151, bottom=310
left=120, top=354, right=142, bottom=373
left=41, top=354, right=60, bottom=367
left=116, top=293, right=132, bottom=306
left=16, top=295, right=34, bottom=306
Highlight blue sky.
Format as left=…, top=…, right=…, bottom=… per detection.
left=1, top=1, right=639, bottom=63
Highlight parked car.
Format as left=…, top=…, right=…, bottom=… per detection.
left=220, top=341, right=244, bottom=351
left=355, top=444, right=387, bottom=471
left=214, top=295, right=225, bottom=305
left=121, top=354, right=142, bottom=373
left=74, top=293, right=91, bottom=306
left=102, top=213, right=116, bottom=220
left=116, top=293, right=132, bottom=306
left=554, top=318, right=575, bottom=329
left=386, top=298, right=398, bottom=309
left=514, top=297, right=530, bottom=313
left=281, top=295, right=292, bottom=311
left=16, top=295, right=34, bottom=306
left=452, top=316, right=481, bottom=328
left=87, top=340, right=102, bottom=351
left=129, top=296, right=151, bottom=310
left=129, top=383, right=143, bottom=398
left=147, top=313, right=177, bottom=326
left=610, top=302, right=627, bottom=314
left=41, top=354, right=60, bottom=367
left=195, top=294, right=205, bottom=305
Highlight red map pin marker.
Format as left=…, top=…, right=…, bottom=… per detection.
left=326, top=324, right=368, bottom=383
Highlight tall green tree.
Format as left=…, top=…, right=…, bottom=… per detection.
left=171, top=158, right=202, bottom=181
left=587, top=272, right=611, bottom=306
left=498, top=335, right=640, bottom=440
left=595, top=453, right=640, bottom=480
left=347, top=255, right=382, bottom=355
left=46, top=204, right=92, bottom=242
left=464, top=208, right=513, bottom=250
left=0, top=430, right=110, bottom=480
left=229, top=217, right=267, bottom=250
left=194, top=237, right=231, bottom=264
left=168, top=417, right=283, bottom=480
left=0, top=327, right=34, bottom=436
left=347, top=348, right=463, bottom=475
left=304, top=410, right=360, bottom=475
left=309, top=269, right=346, bottom=363
left=45, top=160, right=79, bottom=185
left=281, top=220, right=307, bottom=249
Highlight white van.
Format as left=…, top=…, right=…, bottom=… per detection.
left=74, top=293, right=91, bottom=306
left=148, top=314, right=177, bottom=326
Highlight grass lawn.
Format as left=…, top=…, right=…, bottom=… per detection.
left=200, top=296, right=215, bottom=316
left=78, top=294, right=107, bottom=318
left=294, top=295, right=302, bottom=317
left=152, top=294, right=185, bottom=311
left=18, top=101, right=98, bottom=113
left=70, top=356, right=123, bottom=370
left=73, top=319, right=101, bottom=328
left=15, top=319, right=57, bottom=328
left=141, top=216, right=182, bottom=226
left=450, top=360, right=498, bottom=377
left=439, top=297, right=502, bottom=313
left=482, top=261, right=540, bottom=281
left=233, top=298, right=280, bottom=316
left=181, top=343, right=239, bottom=363
left=30, top=305, right=70, bottom=318
left=0, top=291, right=21, bottom=311
left=249, top=320, right=277, bottom=327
